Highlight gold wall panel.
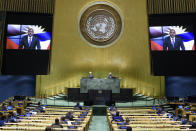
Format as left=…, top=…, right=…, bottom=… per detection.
left=36, top=0, right=164, bottom=98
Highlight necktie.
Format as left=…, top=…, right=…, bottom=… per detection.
left=29, top=37, right=32, bottom=47
left=172, top=38, right=175, bottom=47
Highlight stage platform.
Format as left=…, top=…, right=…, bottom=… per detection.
left=32, top=93, right=166, bottom=107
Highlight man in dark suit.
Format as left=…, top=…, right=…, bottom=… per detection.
left=108, top=72, right=113, bottom=79
left=88, top=72, right=94, bottom=78
left=163, top=29, right=185, bottom=51
left=19, top=28, right=41, bottom=50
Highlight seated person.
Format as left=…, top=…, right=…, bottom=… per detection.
left=118, top=117, right=130, bottom=125
left=51, top=118, right=63, bottom=128
left=35, top=105, right=45, bottom=113
left=27, top=97, right=31, bottom=101
left=8, top=111, right=20, bottom=123
left=45, top=126, right=52, bottom=131
left=181, top=117, right=189, bottom=125
left=173, top=115, right=180, bottom=121
left=190, top=122, right=196, bottom=129
left=108, top=72, right=113, bottom=79
left=65, top=111, right=74, bottom=121
left=29, top=109, right=38, bottom=116
left=0, top=113, right=5, bottom=126
left=35, top=101, right=45, bottom=113
left=126, top=126, right=132, bottom=131
left=109, top=104, right=116, bottom=111
left=7, top=102, right=14, bottom=110
left=125, top=117, right=130, bottom=125
left=112, top=111, right=124, bottom=122
left=38, top=101, right=41, bottom=106
left=156, top=106, right=163, bottom=115
left=74, top=102, right=82, bottom=110
left=60, top=116, right=67, bottom=124
left=167, top=113, right=173, bottom=118
left=88, top=72, right=94, bottom=78
left=26, top=97, right=32, bottom=106
left=1, top=103, right=7, bottom=111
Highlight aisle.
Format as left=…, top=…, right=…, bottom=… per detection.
left=88, top=115, right=110, bottom=131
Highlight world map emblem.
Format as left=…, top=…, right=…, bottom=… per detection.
left=79, top=2, right=123, bottom=47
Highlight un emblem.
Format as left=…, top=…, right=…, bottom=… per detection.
left=79, top=2, right=123, bottom=47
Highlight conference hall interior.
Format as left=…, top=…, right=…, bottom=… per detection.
left=1, top=0, right=196, bottom=130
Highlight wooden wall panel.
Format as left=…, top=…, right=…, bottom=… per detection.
left=147, top=0, right=196, bottom=15
left=0, top=0, right=54, bottom=14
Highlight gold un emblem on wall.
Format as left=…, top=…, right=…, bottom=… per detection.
left=79, top=2, right=123, bottom=48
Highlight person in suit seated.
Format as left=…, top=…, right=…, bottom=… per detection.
left=118, top=117, right=130, bottom=125
left=38, top=101, right=41, bottom=106
left=126, top=126, right=132, bottom=131
left=108, top=72, right=113, bottom=79
left=35, top=105, right=45, bottom=113
left=156, top=106, right=163, bottom=115
left=8, top=111, right=20, bottom=123
left=19, top=28, right=41, bottom=50
left=173, top=114, right=181, bottom=121
left=65, top=111, right=74, bottom=121
left=184, top=102, right=191, bottom=110
left=181, top=116, right=189, bottom=125
left=51, top=118, right=63, bottom=128
left=60, top=116, right=72, bottom=126
left=0, top=112, right=6, bottom=126
left=112, top=111, right=124, bottom=122
left=27, top=97, right=31, bottom=101
left=190, top=121, right=196, bottom=129
left=26, top=97, right=32, bottom=107
left=1, top=103, right=6, bottom=111
left=74, top=102, right=82, bottom=110
left=109, top=104, right=116, bottom=111
left=163, top=29, right=185, bottom=51
left=35, top=101, right=45, bottom=113
left=7, top=102, right=14, bottom=110
left=60, top=116, right=67, bottom=124
left=125, top=117, right=130, bottom=125
left=88, top=72, right=94, bottom=78
left=45, top=126, right=52, bottom=131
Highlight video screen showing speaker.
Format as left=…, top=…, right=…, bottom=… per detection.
left=149, top=26, right=195, bottom=51
left=6, top=24, right=51, bottom=50
left=1, top=12, right=53, bottom=75
left=149, top=14, right=196, bottom=76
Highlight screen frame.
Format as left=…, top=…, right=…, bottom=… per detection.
left=149, top=25, right=195, bottom=51
left=6, top=24, right=52, bottom=50
left=1, top=12, right=53, bottom=75
left=148, top=13, right=196, bottom=76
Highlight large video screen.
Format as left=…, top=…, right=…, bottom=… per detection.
left=6, top=24, right=51, bottom=50
left=149, top=26, right=195, bottom=51
left=1, top=12, right=53, bottom=75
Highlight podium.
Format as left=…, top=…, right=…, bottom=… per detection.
left=68, top=77, right=132, bottom=105
left=80, top=77, right=120, bottom=93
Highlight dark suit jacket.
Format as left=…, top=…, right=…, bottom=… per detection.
left=19, top=35, right=41, bottom=50
left=163, top=36, right=185, bottom=51
left=108, top=74, right=113, bottom=79
left=88, top=74, right=94, bottom=78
